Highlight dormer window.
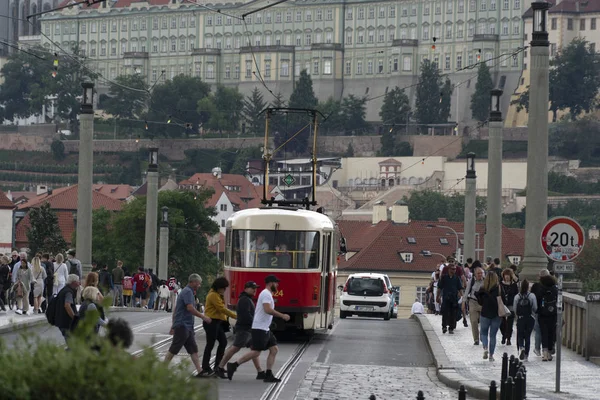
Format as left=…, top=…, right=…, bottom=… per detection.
left=407, top=237, right=416, bottom=244
left=508, top=255, right=521, bottom=265
left=439, top=238, right=449, bottom=245
left=399, top=252, right=413, bottom=263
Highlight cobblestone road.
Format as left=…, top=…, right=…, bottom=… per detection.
left=294, top=318, right=457, bottom=400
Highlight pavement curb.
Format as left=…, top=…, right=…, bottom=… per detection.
left=412, top=314, right=494, bottom=400
left=0, top=307, right=156, bottom=334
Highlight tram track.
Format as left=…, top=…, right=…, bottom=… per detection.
left=259, top=339, right=312, bottom=400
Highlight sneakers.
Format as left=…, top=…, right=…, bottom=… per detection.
left=483, top=350, right=489, bottom=360
left=198, top=369, right=215, bottom=377
left=519, top=349, right=526, bottom=361
left=449, top=329, right=454, bottom=335
left=489, top=355, right=495, bottom=362
left=501, top=337, right=506, bottom=345
left=263, top=370, right=281, bottom=383
left=524, top=356, right=529, bottom=362
left=533, top=348, right=541, bottom=357
left=256, top=371, right=267, bottom=380
left=215, top=367, right=227, bottom=379
left=473, top=341, right=480, bottom=346
left=442, top=327, right=447, bottom=334
left=226, top=362, right=238, bottom=380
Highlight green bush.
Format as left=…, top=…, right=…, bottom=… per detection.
left=0, top=314, right=213, bottom=400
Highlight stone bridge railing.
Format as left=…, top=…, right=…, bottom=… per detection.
left=562, top=291, right=600, bottom=364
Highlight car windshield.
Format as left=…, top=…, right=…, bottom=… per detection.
left=347, top=277, right=385, bottom=296
left=229, top=229, right=320, bottom=269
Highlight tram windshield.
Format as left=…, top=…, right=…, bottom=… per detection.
left=230, top=230, right=320, bottom=269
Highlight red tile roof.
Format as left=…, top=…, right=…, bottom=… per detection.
left=337, top=220, right=525, bottom=273
left=15, top=211, right=76, bottom=249
left=17, top=185, right=123, bottom=212
left=93, top=184, right=133, bottom=201
left=0, top=190, right=14, bottom=209
left=180, top=173, right=264, bottom=210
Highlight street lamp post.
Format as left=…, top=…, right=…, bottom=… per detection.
left=158, top=206, right=169, bottom=282
left=76, top=82, right=94, bottom=276
left=143, top=147, right=159, bottom=273
left=485, top=89, right=504, bottom=260
left=520, top=1, right=551, bottom=281
left=464, top=152, right=477, bottom=262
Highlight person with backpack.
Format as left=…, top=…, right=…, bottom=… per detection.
left=531, top=269, right=558, bottom=361
left=500, top=269, right=519, bottom=346
left=122, top=275, right=133, bottom=307
left=66, top=251, right=82, bottom=280
left=47, top=274, right=81, bottom=342
left=53, top=254, right=69, bottom=295
left=513, top=279, right=537, bottom=362
left=462, top=265, right=485, bottom=345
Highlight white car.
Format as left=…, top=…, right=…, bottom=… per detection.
left=339, top=273, right=395, bottom=320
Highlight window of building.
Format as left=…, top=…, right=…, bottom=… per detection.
left=358, top=32, right=364, bottom=43
left=412, top=6, right=417, bottom=15
left=367, top=59, right=373, bottom=74
left=393, top=57, right=398, bottom=71
left=369, top=7, right=375, bottom=19
left=346, top=32, right=353, bottom=44
left=457, top=54, right=462, bottom=69
left=502, top=22, right=509, bottom=35
left=508, top=256, right=521, bottom=265
left=513, top=23, right=520, bottom=35
left=469, top=0, right=476, bottom=11
left=416, top=286, right=427, bottom=303
left=358, top=8, right=364, bottom=19
left=171, top=17, right=177, bottom=29
left=581, top=19, right=586, bottom=31
left=286, top=11, right=292, bottom=22
left=316, top=9, right=322, bottom=21
left=347, top=9, right=353, bottom=20
left=592, top=18, right=597, bottom=30
left=221, top=219, right=225, bottom=227
left=326, top=9, right=333, bottom=20
left=264, top=61, right=271, bottom=78
left=481, top=0, right=487, bottom=10
left=313, top=60, right=319, bottom=74
left=357, top=60, right=363, bottom=74
left=245, top=61, right=252, bottom=78
left=424, top=4, right=430, bottom=14
left=345, top=61, right=351, bottom=74
left=390, top=6, right=396, bottom=17
left=296, top=11, right=302, bottom=22
left=207, top=64, right=214, bottom=79
left=306, top=10, right=312, bottom=22
left=407, top=237, right=417, bottom=244
left=403, top=56, right=411, bottom=71
left=445, top=54, right=450, bottom=69
left=379, top=30, right=385, bottom=42
left=423, top=25, right=429, bottom=40
left=266, top=12, right=272, bottom=23
left=281, top=61, right=289, bottom=76
left=446, top=25, right=452, bottom=38
left=379, top=6, right=385, bottom=17
left=436, top=3, right=442, bottom=14
left=400, top=252, right=413, bottom=263
left=439, top=238, right=449, bottom=245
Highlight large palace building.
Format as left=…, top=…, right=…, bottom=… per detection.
left=29, top=0, right=528, bottom=121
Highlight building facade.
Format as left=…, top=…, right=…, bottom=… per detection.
left=39, top=0, right=528, bottom=121
left=506, top=0, right=600, bottom=127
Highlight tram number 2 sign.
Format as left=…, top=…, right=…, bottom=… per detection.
left=541, top=217, right=585, bottom=262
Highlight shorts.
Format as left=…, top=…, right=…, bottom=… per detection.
left=232, top=329, right=252, bottom=348
left=168, top=326, right=198, bottom=355
left=135, top=291, right=147, bottom=300
left=251, top=329, right=277, bottom=351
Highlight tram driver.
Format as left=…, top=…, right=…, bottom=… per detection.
left=249, top=234, right=270, bottom=267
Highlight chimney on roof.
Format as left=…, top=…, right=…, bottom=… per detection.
left=372, top=201, right=387, bottom=224
left=438, top=218, right=448, bottom=222
left=212, top=167, right=222, bottom=179
left=37, top=185, right=48, bottom=196
left=391, top=200, right=410, bottom=224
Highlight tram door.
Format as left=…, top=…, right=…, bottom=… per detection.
left=319, top=233, right=332, bottom=329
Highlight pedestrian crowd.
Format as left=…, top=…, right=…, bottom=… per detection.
left=421, top=256, right=559, bottom=363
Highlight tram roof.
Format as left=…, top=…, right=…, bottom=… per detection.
left=227, top=207, right=335, bottom=231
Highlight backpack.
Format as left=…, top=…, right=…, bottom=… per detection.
left=45, top=295, right=58, bottom=326
left=68, top=260, right=79, bottom=276
left=515, top=294, right=532, bottom=317
left=540, top=286, right=558, bottom=316
left=123, top=277, right=133, bottom=291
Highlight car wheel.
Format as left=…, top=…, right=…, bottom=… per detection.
left=383, top=309, right=391, bottom=321
left=340, top=311, right=347, bottom=319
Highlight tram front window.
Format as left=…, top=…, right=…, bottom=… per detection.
left=231, top=230, right=320, bottom=269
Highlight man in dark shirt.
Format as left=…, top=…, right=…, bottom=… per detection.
left=216, top=281, right=265, bottom=380
left=437, top=263, right=464, bottom=334
left=40, top=254, right=54, bottom=312
left=55, top=274, right=81, bottom=343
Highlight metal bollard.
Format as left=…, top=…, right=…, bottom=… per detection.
left=501, top=353, right=509, bottom=382
left=514, top=372, right=524, bottom=400
left=489, top=381, right=498, bottom=400
left=505, top=377, right=514, bottom=400
left=416, top=390, right=425, bottom=400
left=519, top=366, right=527, bottom=399
left=369, top=396, right=376, bottom=400
left=458, top=385, right=467, bottom=400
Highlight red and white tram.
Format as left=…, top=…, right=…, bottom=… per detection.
left=224, top=207, right=342, bottom=334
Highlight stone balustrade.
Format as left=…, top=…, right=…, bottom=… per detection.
left=562, top=291, right=600, bottom=365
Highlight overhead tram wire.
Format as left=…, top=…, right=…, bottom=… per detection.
left=26, top=0, right=106, bottom=20
left=0, top=40, right=46, bottom=60
left=242, top=16, right=277, bottom=100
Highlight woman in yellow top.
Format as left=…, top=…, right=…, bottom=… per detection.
left=200, top=277, right=237, bottom=377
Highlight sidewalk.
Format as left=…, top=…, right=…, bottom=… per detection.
left=0, top=305, right=157, bottom=334
left=416, top=313, right=600, bottom=400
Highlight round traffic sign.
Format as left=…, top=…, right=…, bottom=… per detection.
left=541, top=217, right=585, bottom=262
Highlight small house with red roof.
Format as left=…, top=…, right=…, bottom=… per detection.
left=0, top=190, right=15, bottom=253
left=14, top=185, right=123, bottom=250
left=337, top=203, right=525, bottom=317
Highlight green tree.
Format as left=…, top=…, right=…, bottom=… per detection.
left=379, top=87, right=411, bottom=156
left=146, top=75, right=211, bottom=138
left=340, top=95, right=370, bottom=135
left=512, top=39, right=600, bottom=122
left=415, top=59, right=452, bottom=132
left=318, top=97, right=344, bottom=135
left=470, top=62, right=494, bottom=122
left=345, top=143, right=355, bottom=157
left=51, top=140, right=66, bottom=161
left=395, top=142, right=414, bottom=156
left=111, top=190, right=219, bottom=286
left=26, top=203, right=68, bottom=255
left=243, top=87, right=267, bottom=137
left=573, top=239, right=600, bottom=293
left=91, top=208, right=116, bottom=267
left=230, top=147, right=263, bottom=175
left=198, top=85, right=244, bottom=134
left=103, top=74, right=149, bottom=120
left=405, top=190, right=486, bottom=221
left=286, top=70, right=318, bottom=154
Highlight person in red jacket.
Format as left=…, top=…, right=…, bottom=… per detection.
left=133, top=267, right=148, bottom=308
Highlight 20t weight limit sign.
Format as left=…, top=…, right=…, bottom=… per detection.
left=541, top=217, right=585, bottom=262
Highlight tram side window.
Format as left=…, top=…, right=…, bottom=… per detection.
left=231, top=230, right=320, bottom=269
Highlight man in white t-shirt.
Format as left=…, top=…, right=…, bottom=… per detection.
left=226, top=274, right=290, bottom=382
left=411, top=298, right=425, bottom=315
